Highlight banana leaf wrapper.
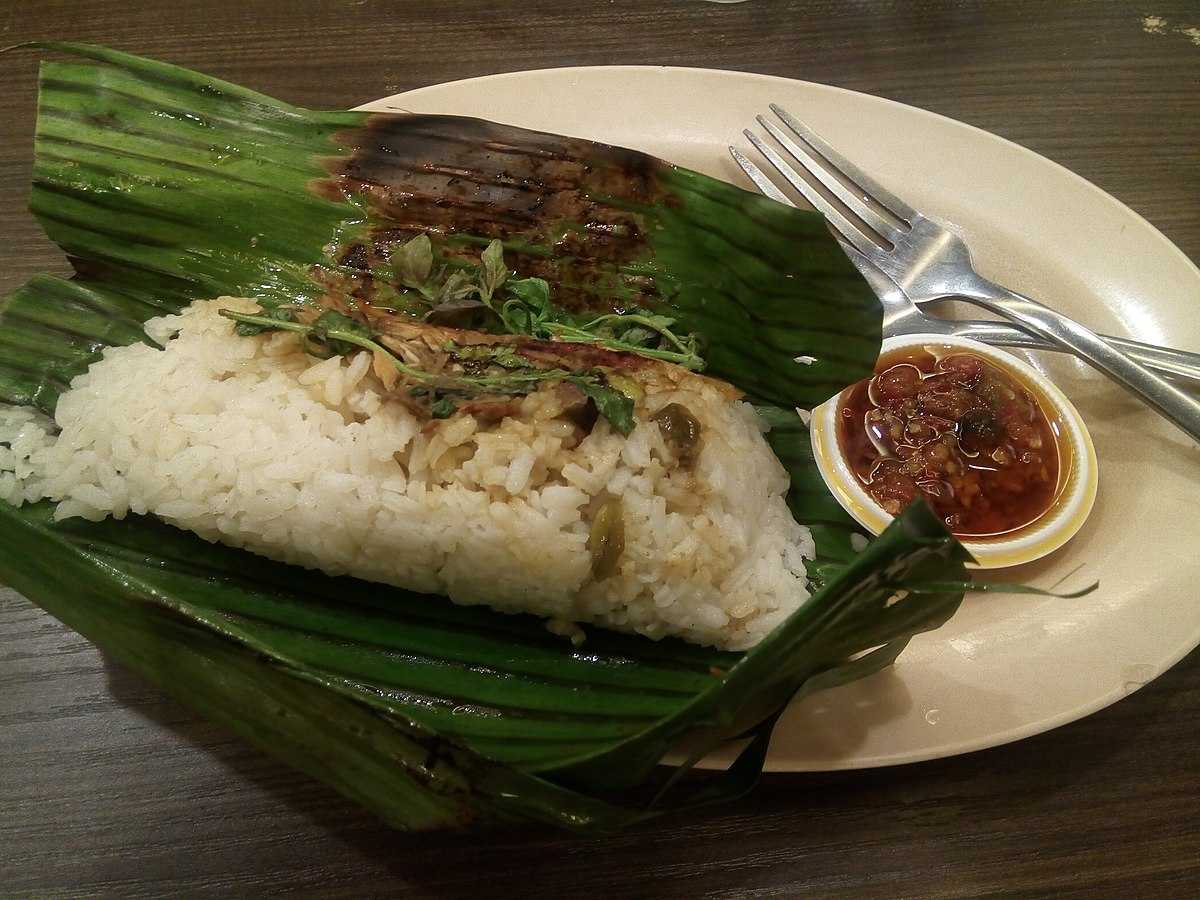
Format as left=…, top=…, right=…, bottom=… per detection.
left=0, top=43, right=970, bottom=831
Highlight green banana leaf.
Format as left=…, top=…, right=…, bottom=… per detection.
left=5, top=41, right=879, bottom=412
left=0, top=43, right=971, bottom=830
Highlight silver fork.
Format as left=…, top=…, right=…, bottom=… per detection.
left=857, top=257, right=1200, bottom=383
left=731, top=105, right=1200, bottom=442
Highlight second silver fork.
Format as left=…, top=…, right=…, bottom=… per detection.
left=863, top=261, right=1200, bottom=383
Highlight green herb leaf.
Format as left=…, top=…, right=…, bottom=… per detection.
left=480, top=239, right=508, bottom=301
left=430, top=396, right=457, bottom=419
left=449, top=343, right=528, bottom=370
left=603, top=310, right=678, bottom=343
left=612, top=324, right=657, bottom=346
left=573, top=379, right=636, bottom=436
left=232, top=306, right=298, bottom=336
left=425, top=297, right=495, bottom=329
left=308, top=310, right=374, bottom=356
left=395, top=234, right=434, bottom=288
left=312, top=310, right=372, bottom=339
left=436, top=270, right=478, bottom=305
left=505, top=277, right=552, bottom=316
left=497, top=276, right=559, bottom=339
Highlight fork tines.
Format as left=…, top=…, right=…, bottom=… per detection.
left=730, top=104, right=913, bottom=256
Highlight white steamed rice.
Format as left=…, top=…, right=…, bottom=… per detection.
left=0, top=297, right=814, bottom=649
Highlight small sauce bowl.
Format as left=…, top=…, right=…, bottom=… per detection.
left=809, top=334, right=1098, bottom=569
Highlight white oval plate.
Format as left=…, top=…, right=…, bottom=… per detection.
left=360, top=68, right=1200, bottom=771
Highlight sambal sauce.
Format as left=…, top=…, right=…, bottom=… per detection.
left=836, top=347, right=1066, bottom=539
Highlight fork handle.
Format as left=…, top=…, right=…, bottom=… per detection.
left=960, top=280, right=1200, bottom=443
left=950, top=321, right=1200, bottom=385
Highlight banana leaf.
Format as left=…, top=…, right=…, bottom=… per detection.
left=0, top=43, right=971, bottom=830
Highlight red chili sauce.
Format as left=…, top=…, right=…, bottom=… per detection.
left=836, top=348, right=1066, bottom=539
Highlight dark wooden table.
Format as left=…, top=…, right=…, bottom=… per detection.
left=3, top=2, right=1199, bottom=896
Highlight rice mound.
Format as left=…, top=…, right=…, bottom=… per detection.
left=0, top=298, right=814, bottom=649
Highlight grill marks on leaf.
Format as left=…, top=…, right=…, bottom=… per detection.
left=313, top=114, right=662, bottom=314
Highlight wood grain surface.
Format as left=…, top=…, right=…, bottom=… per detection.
left=2, top=2, right=1199, bottom=896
